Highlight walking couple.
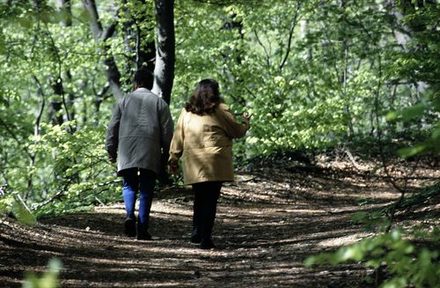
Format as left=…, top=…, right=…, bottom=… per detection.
left=105, top=67, right=250, bottom=249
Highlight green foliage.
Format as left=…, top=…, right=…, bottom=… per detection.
left=305, top=229, right=440, bottom=288
left=172, top=0, right=438, bottom=156
left=384, top=1, right=440, bottom=158
left=351, top=210, right=389, bottom=232
left=0, top=0, right=439, bottom=218
left=0, top=3, right=438, bottom=286
left=322, top=182, right=440, bottom=286
left=0, top=191, right=36, bottom=226
left=0, top=195, right=14, bottom=218
left=27, top=122, right=119, bottom=217
left=23, top=258, right=62, bottom=288
left=12, top=194, right=37, bottom=226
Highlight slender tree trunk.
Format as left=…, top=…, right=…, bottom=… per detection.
left=32, top=0, right=65, bottom=125
left=338, top=0, right=354, bottom=139
left=59, top=0, right=75, bottom=124
left=152, top=0, right=175, bottom=105
left=82, top=0, right=123, bottom=100
left=49, top=78, right=65, bottom=125
left=121, top=0, right=156, bottom=83
left=121, top=0, right=136, bottom=81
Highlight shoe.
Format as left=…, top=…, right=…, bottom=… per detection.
left=124, top=218, right=136, bottom=237
left=190, top=234, right=201, bottom=244
left=137, top=223, right=152, bottom=240
left=200, top=238, right=216, bottom=249
left=137, top=230, right=152, bottom=240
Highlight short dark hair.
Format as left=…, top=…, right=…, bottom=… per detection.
left=134, top=67, right=154, bottom=89
left=185, top=79, right=222, bottom=115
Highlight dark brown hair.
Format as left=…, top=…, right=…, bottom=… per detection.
left=185, top=79, right=222, bottom=115
left=134, top=67, right=154, bottom=89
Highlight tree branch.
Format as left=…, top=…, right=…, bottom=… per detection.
left=32, top=75, right=46, bottom=137
left=253, top=29, right=271, bottom=68
left=279, top=3, right=301, bottom=70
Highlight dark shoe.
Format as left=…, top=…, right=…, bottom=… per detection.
left=137, top=231, right=152, bottom=240
left=190, top=234, right=201, bottom=244
left=137, top=230, right=152, bottom=240
left=124, top=218, right=136, bottom=237
left=200, top=238, right=215, bottom=249
left=137, top=224, right=152, bottom=240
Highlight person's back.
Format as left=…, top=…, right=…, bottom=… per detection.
left=168, top=79, right=250, bottom=249
left=173, top=103, right=247, bottom=184
left=116, top=88, right=172, bottom=175
left=106, top=67, right=173, bottom=240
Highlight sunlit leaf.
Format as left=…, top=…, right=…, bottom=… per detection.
left=398, top=145, right=427, bottom=158
left=12, top=195, right=36, bottom=226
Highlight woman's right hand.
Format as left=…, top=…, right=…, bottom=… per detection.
left=242, top=112, right=251, bottom=127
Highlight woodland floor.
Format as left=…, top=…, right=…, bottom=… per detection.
left=1, top=155, right=439, bottom=288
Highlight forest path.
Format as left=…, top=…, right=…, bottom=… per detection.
left=1, top=160, right=415, bottom=288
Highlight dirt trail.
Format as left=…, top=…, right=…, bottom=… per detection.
left=1, top=160, right=435, bottom=287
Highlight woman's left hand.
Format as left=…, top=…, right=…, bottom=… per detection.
left=168, top=160, right=179, bottom=175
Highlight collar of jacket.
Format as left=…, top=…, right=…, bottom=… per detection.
left=134, top=87, right=151, bottom=93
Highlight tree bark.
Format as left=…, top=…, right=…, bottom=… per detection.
left=152, top=0, right=175, bottom=105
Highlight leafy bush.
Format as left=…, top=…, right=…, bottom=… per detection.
left=305, top=229, right=440, bottom=288
left=0, top=121, right=120, bottom=218
left=0, top=191, right=36, bottom=226
left=27, top=122, right=120, bottom=217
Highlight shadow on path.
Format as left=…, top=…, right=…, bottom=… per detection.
left=0, top=162, right=412, bottom=288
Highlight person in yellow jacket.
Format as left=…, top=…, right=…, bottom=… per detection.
left=168, top=79, right=250, bottom=249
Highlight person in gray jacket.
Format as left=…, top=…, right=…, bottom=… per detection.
left=106, top=67, right=173, bottom=240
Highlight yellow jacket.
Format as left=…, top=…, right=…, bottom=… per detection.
left=169, top=103, right=249, bottom=185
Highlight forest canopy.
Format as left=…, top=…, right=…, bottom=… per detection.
left=0, top=0, right=439, bottom=217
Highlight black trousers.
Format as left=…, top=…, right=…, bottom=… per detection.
left=192, top=181, right=222, bottom=241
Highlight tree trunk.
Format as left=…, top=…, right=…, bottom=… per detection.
left=49, top=78, right=65, bottom=125
left=121, top=0, right=156, bottom=83
left=58, top=0, right=76, bottom=125
left=152, top=0, right=175, bottom=105
left=82, top=0, right=123, bottom=100
left=32, top=0, right=64, bottom=125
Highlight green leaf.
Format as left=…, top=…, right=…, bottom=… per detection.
left=400, top=103, right=426, bottom=122
left=386, top=103, right=426, bottom=123
left=398, top=145, right=427, bottom=158
left=303, top=256, right=318, bottom=267
left=23, top=258, right=62, bottom=288
left=11, top=195, right=36, bottom=226
left=386, top=111, right=398, bottom=121
left=432, top=126, right=440, bottom=140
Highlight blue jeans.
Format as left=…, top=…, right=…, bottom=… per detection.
left=122, top=168, right=156, bottom=229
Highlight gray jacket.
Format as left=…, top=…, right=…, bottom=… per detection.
left=105, top=88, right=174, bottom=175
